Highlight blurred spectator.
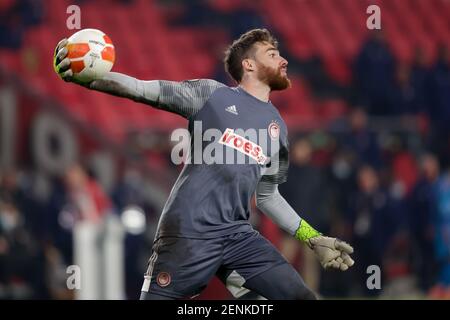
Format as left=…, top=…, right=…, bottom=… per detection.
left=340, top=108, right=382, bottom=168
left=169, top=0, right=264, bottom=39
left=0, top=169, right=53, bottom=242
left=280, top=137, right=330, bottom=232
left=347, top=165, right=406, bottom=296
left=388, top=63, right=418, bottom=115
left=0, top=0, right=43, bottom=49
left=354, top=30, right=395, bottom=115
left=0, top=199, right=48, bottom=299
left=0, top=169, right=25, bottom=213
left=52, top=164, right=114, bottom=264
left=62, top=164, right=112, bottom=223
left=43, top=242, right=74, bottom=300
left=428, top=45, right=450, bottom=166
left=0, top=169, right=73, bottom=299
left=168, top=0, right=223, bottom=27
left=389, top=139, right=418, bottom=196
left=410, top=47, right=431, bottom=114
left=431, top=169, right=450, bottom=298
left=279, top=137, right=330, bottom=292
left=112, top=167, right=160, bottom=299
left=380, top=232, right=420, bottom=298
left=409, top=154, right=440, bottom=292
left=113, top=168, right=147, bottom=210
left=429, top=45, right=450, bottom=125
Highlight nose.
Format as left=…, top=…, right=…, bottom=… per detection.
left=280, top=57, right=288, bottom=68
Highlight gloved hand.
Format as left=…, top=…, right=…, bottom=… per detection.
left=53, top=38, right=73, bottom=81
left=307, top=236, right=355, bottom=271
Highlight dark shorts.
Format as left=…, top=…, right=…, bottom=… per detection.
left=140, top=230, right=288, bottom=299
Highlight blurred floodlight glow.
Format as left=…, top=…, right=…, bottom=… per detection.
left=121, top=206, right=146, bottom=235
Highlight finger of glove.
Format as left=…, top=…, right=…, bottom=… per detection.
left=324, top=260, right=340, bottom=270
left=336, top=257, right=343, bottom=264
left=54, top=39, right=69, bottom=71
left=335, top=240, right=354, bottom=254
left=341, top=252, right=354, bottom=267
left=61, top=69, right=73, bottom=81
left=57, top=58, right=71, bottom=73
left=56, top=47, right=69, bottom=62
left=54, top=39, right=68, bottom=57
left=339, top=263, right=349, bottom=271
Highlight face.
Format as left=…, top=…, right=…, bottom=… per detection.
left=358, top=166, right=379, bottom=194
left=421, top=155, right=439, bottom=181
left=292, top=139, right=312, bottom=165
left=246, top=42, right=290, bottom=90
left=64, top=165, right=87, bottom=190
left=350, top=108, right=367, bottom=131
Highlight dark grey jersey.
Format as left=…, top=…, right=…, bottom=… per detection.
left=154, top=79, right=289, bottom=239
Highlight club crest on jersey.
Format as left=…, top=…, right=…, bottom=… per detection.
left=268, top=121, right=280, bottom=140
left=219, top=128, right=267, bottom=165
left=156, top=272, right=171, bottom=287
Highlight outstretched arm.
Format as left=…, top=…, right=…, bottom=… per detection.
left=53, top=39, right=224, bottom=118
left=255, top=180, right=355, bottom=271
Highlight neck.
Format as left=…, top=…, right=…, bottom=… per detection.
left=239, top=78, right=271, bottom=103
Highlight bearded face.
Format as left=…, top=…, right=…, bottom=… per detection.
left=256, top=62, right=291, bottom=91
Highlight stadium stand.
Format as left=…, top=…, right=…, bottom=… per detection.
left=0, top=0, right=449, bottom=300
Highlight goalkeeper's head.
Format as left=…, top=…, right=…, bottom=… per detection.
left=224, top=28, right=290, bottom=91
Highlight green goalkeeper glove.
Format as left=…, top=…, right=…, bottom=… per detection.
left=53, top=38, right=88, bottom=87
left=295, top=220, right=355, bottom=271
left=53, top=38, right=72, bottom=80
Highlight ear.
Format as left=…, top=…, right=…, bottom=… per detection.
left=242, top=58, right=254, bottom=73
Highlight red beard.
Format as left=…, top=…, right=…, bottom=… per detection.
left=257, top=63, right=291, bottom=91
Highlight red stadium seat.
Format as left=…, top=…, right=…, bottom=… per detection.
left=1, top=0, right=448, bottom=143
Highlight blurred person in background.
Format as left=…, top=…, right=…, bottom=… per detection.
left=410, top=47, right=431, bottom=115
left=353, top=30, right=395, bottom=116
left=0, top=0, right=43, bottom=49
left=347, top=165, right=402, bottom=296
left=0, top=168, right=78, bottom=299
left=0, top=199, right=48, bottom=299
left=430, top=165, right=450, bottom=299
left=54, top=163, right=113, bottom=266
left=112, top=166, right=161, bottom=299
left=340, top=108, right=382, bottom=168
left=62, top=163, right=112, bottom=224
left=388, top=63, right=418, bottom=115
left=279, top=137, right=330, bottom=293
left=0, top=169, right=53, bottom=242
left=409, top=153, right=440, bottom=293
left=428, top=45, right=450, bottom=166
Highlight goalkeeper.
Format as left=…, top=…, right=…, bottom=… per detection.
left=53, top=28, right=354, bottom=300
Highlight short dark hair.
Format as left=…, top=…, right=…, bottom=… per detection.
left=224, top=28, right=278, bottom=83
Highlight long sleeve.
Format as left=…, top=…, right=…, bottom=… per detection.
left=89, top=72, right=225, bottom=118
left=255, top=179, right=301, bottom=236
